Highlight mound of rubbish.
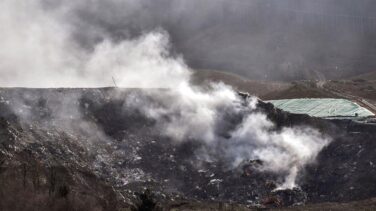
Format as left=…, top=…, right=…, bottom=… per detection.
left=0, top=88, right=376, bottom=210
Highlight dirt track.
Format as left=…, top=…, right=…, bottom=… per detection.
left=321, top=82, right=376, bottom=114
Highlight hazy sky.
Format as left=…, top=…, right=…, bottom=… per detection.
left=51, top=0, right=376, bottom=81
left=2, top=0, right=376, bottom=82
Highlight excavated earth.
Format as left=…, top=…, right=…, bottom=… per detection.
left=0, top=88, right=376, bottom=210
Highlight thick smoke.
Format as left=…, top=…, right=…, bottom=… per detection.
left=125, top=77, right=330, bottom=188
left=229, top=117, right=328, bottom=189
left=0, top=0, right=331, bottom=189
left=0, top=0, right=189, bottom=88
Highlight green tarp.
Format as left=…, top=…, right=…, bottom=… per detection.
left=267, top=98, right=374, bottom=118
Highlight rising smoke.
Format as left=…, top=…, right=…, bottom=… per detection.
left=0, top=0, right=331, bottom=188
left=124, top=75, right=330, bottom=188
left=0, top=1, right=190, bottom=88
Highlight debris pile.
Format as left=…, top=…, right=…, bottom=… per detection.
left=0, top=88, right=375, bottom=210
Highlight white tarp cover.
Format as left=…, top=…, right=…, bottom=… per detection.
left=267, top=98, right=374, bottom=118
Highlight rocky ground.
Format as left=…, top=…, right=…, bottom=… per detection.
left=0, top=88, right=375, bottom=210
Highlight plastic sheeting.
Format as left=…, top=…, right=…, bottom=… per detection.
left=267, top=98, right=374, bottom=118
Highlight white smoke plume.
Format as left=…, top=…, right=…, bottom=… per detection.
left=0, top=0, right=189, bottom=88
left=0, top=0, right=330, bottom=188
left=229, top=115, right=329, bottom=189
left=125, top=82, right=330, bottom=188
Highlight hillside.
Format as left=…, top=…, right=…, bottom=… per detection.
left=192, top=69, right=291, bottom=97
left=194, top=70, right=376, bottom=114
left=351, top=71, right=376, bottom=81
